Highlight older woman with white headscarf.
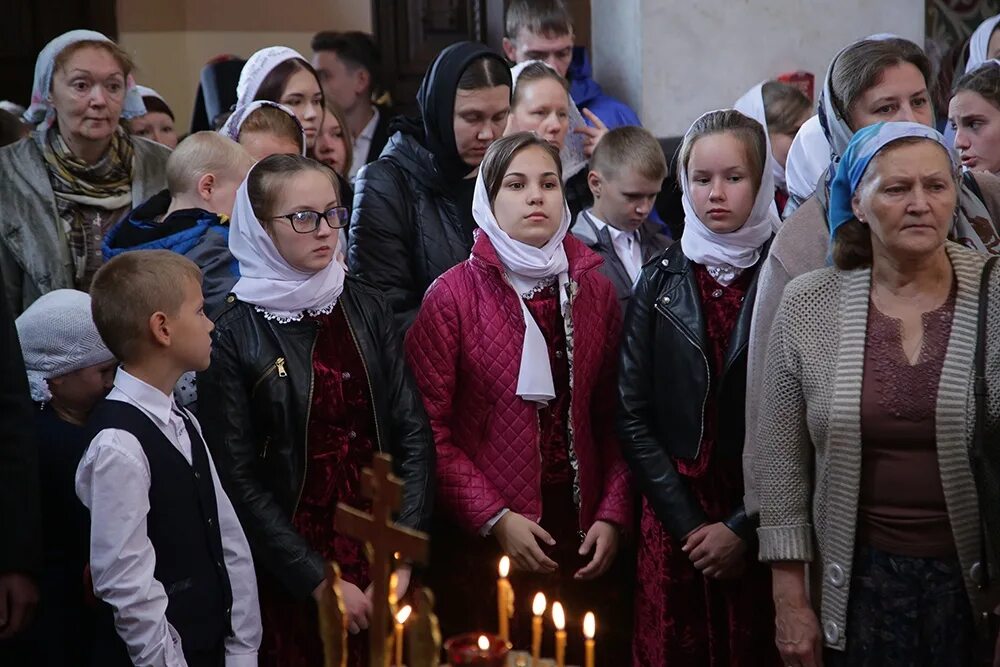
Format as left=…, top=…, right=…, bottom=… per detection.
left=757, top=121, right=1000, bottom=667
left=506, top=59, right=609, bottom=222
left=0, top=30, right=170, bottom=314
left=406, top=131, right=633, bottom=663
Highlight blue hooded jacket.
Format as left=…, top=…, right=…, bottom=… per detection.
left=568, top=47, right=641, bottom=129
left=104, top=190, right=239, bottom=318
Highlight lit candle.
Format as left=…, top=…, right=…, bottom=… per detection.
left=394, top=605, right=411, bottom=667
left=444, top=632, right=510, bottom=667
left=552, top=602, right=566, bottom=667
left=583, top=612, right=595, bottom=667
left=497, top=556, right=513, bottom=642
left=531, top=592, right=546, bottom=665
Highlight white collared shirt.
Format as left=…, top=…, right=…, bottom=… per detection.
left=587, top=212, right=644, bottom=283
left=76, top=368, right=261, bottom=667
left=349, top=106, right=381, bottom=182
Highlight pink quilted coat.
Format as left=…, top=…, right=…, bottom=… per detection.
left=405, top=231, right=632, bottom=536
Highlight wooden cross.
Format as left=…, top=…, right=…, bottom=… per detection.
left=335, top=453, right=430, bottom=667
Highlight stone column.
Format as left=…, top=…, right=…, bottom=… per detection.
left=591, top=0, right=925, bottom=137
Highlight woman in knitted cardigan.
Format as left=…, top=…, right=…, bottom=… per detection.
left=756, top=122, right=1000, bottom=667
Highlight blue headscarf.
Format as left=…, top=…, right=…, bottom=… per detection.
left=828, top=121, right=955, bottom=241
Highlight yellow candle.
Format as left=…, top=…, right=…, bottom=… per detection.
left=552, top=602, right=566, bottom=667
left=583, top=612, right=596, bottom=667
left=497, top=556, right=512, bottom=642
left=531, top=592, right=546, bottom=665
left=394, top=605, right=411, bottom=667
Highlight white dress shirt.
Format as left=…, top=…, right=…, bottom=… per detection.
left=348, top=106, right=381, bottom=182
left=588, top=212, right=644, bottom=283
left=76, top=368, right=261, bottom=667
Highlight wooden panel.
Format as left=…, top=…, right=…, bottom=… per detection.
left=374, top=0, right=501, bottom=117
left=0, top=0, right=117, bottom=108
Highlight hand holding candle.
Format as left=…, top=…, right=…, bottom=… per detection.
left=552, top=602, right=566, bottom=667
left=531, top=592, right=546, bottom=665
left=497, top=556, right=513, bottom=642
left=394, top=605, right=411, bottom=667
left=583, top=612, right=595, bottom=667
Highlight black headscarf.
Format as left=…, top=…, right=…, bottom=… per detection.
left=391, top=42, right=511, bottom=183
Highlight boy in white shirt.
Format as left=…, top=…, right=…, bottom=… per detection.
left=573, top=126, right=672, bottom=312
left=77, top=250, right=260, bottom=666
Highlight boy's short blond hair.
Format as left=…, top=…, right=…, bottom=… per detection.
left=90, top=250, right=202, bottom=362
left=589, top=126, right=668, bottom=183
left=166, top=131, right=254, bottom=196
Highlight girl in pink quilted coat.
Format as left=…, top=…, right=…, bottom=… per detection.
left=406, top=132, right=633, bottom=664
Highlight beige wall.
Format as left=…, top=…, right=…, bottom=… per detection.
left=117, top=0, right=372, bottom=132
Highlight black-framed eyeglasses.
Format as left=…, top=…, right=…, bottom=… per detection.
left=272, top=206, right=350, bottom=233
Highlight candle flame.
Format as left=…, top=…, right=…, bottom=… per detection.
left=478, top=635, right=491, bottom=651
left=532, top=592, right=547, bottom=616
left=552, top=601, right=565, bottom=630
left=396, top=605, right=412, bottom=624
left=584, top=611, right=595, bottom=639
left=498, top=555, right=510, bottom=578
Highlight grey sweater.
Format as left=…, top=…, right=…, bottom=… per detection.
left=0, top=133, right=170, bottom=315
left=743, top=171, right=1000, bottom=516
left=755, top=243, right=1000, bottom=651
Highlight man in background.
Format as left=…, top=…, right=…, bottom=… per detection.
left=312, top=31, right=393, bottom=181
left=502, top=0, right=641, bottom=129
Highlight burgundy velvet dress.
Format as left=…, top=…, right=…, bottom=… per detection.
left=259, top=304, right=376, bottom=667
left=632, top=265, right=781, bottom=667
left=429, top=284, right=632, bottom=665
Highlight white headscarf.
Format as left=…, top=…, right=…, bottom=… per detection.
left=510, top=60, right=589, bottom=182
left=679, top=110, right=779, bottom=281
left=228, top=164, right=345, bottom=322
left=219, top=100, right=307, bottom=156
left=783, top=114, right=830, bottom=215
left=134, top=85, right=166, bottom=105
left=967, top=15, right=1000, bottom=73
left=236, top=46, right=306, bottom=109
left=734, top=81, right=788, bottom=192
left=25, top=29, right=146, bottom=132
left=472, top=164, right=572, bottom=405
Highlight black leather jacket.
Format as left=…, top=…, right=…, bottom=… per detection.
left=617, top=240, right=770, bottom=543
left=197, top=277, right=434, bottom=599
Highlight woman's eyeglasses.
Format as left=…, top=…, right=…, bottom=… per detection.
left=272, top=206, right=350, bottom=233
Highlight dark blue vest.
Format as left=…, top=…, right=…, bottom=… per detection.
left=87, top=399, right=233, bottom=666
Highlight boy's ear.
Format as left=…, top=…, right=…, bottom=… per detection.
left=196, top=173, right=216, bottom=202
left=587, top=169, right=602, bottom=197
left=148, top=311, right=171, bottom=348
left=501, top=37, right=517, bottom=62
left=354, top=67, right=370, bottom=97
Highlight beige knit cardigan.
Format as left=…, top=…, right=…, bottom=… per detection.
left=755, top=242, right=1000, bottom=652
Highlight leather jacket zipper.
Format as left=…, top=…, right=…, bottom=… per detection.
left=654, top=300, right=710, bottom=456
left=252, top=356, right=287, bottom=396
left=343, top=306, right=383, bottom=453
left=292, top=336, right=318, bottom=517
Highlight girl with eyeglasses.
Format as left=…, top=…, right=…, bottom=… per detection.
left=197, top=153, right=434, bottom=667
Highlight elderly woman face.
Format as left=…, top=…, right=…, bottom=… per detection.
left=50, top=45, right=127, bottom=146
left=851, top=140, right=957, bottom=261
